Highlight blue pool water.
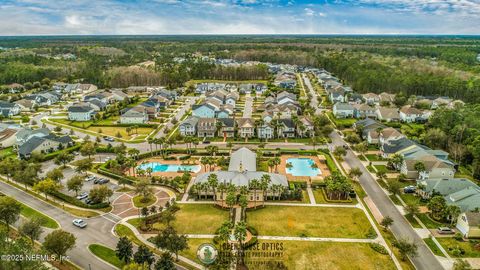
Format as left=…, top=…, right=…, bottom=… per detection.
left=137, top=162, right=201, bottom=173
left=286, top=158, right=321, bottom=177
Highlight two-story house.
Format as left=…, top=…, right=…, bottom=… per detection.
left=68, top=105, right=95, bottom=121
left=179, top=116, right=199, bottom=136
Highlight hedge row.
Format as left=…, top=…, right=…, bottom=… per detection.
left=91, top=123, right=158, bottom=128
left=41, top=144, right=81, bottom=161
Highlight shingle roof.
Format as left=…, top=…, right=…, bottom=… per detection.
left=418, top=178, right=478, bottom=196
left=464, top=212, right=480, bottom=226
left=68, top=105, right=93, bottom=113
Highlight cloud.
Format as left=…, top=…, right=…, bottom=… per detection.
left=0, top=0, right=478, bottom=35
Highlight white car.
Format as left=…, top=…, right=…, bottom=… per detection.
left=72, top=219, right=87, bottom=228
left=76, top=192, right=88, bottom=200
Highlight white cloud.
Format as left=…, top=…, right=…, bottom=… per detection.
left=304, top=7, right=315, bottom=16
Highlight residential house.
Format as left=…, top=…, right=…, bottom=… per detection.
left=7, top=83, right=24, bottom=93
left=417, top=178, right=478, bottom=199
left=277, top=119, right=296, bottom=138
left=197, top=118, right=217, bottom=138
left=68, top=105, right=95, bottom=121
left=333, top=103, right=354, bottom=118
left=254, top=83, right=268, bottom=94
left=192, top=103, right=216, bottom=118
left=376, top=107, right=400, bottom=122
left=0, top=128, right=19, bottom=148
left=379, top=92, right=395, bottom=104
left=366, top=130, right=380, bottom=145
left=276, top=91, right=297, bottom=105
left=380, top=137, right=418, bottom=158
left=236, top=118, right=255, bottom=138
left=217, top=118, right=235, bottom=138
left=347, top=93, right=364, bottom=104
left=257, top=122, right=274, bottom=139
left=179, top=116, right=199, bottom=136
left=14, top=99, right=36, bottom=112
left=432, top=97, right=452, bottom=109
left=18, top=134, right=73, bottom=159
left=64, top=83, right=97, bottom=94
left=262, top=111, right=274, bottom=123
left=297, top=116, right=315, bottom=137
left=400, top=106, right=423, bottom=123
left=401, top=154, right=455, bottom=180
left=16, top=128, right=50, bottom=146
left=111, top=90, right=129, bottom=102
left=329, top=87, right=347, bottom=103
left=353, top=104, right=377, bottom=119
left=445, top=187, right=480, bottom=212
left=378, top=128, right=405, bottom=146
left=155, top=89, right=177, bottom=101
left=225, top=92, right=239, bottom=106
left=0, top=101, right=20, bottom=117
left=362, top=93, right=380, bottom=105
left=456, top=212, right=480, bottom=239
left=120, top=106, right=148, bottom=124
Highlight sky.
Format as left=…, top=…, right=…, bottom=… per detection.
left=0, top=0, right=479, bottom=35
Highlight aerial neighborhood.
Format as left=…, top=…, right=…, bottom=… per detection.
left=0, top=46, right=479, bottom=270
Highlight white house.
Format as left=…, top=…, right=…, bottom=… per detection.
left=120, top=107, right=148, bottom=124
left=456, top=212, right=480, bottom=239
left=400, top=106, right=423, bottom=123
left=179, top=116, right=199, bottom=136
left=68, top=105, right=95, bottom=121
left=333, top=102, right=354, bottom=118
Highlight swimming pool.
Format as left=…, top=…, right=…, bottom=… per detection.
left=137, top=162, right=201, bottom=173
left=286, top=158, right=321, bottom=177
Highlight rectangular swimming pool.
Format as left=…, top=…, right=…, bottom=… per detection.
left=286, top=158, right=321, bottom=177
left=137, top=162, right=201, bottom=173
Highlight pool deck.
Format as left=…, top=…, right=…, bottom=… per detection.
left=132, top=157, right=206, bottom=177
left=278, top=154, right=331, bottom=182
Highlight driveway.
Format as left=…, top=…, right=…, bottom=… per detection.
left=243, top=93, right=253, bottom=118
left=329, top=131, right=444, bottom=270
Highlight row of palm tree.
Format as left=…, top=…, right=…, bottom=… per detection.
left=146, top=137, right=177, bottom=157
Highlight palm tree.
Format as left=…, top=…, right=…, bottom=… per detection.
left=273, top=157, right=281, bottom=173
left=200, top=157, right=208, bottom=172
left=249, top=179, right=260, bottom=209
left=260, top=174, right=271, bottom=205
left=217, top=182, right=227, bottom=203
left=414, top=162, right=426, bottom=178
left=267, top=159, right=276, bottom=173
left=390, top=154, right=404, bottom=170
left=239, top=195, right=248, bottom=221
left=147, top=137, right=154, bottom=156
left=207, top=174, right=219, bottom=201
left=348, top=167, right=363, bottom=181
left=146, top=167, right=153, bottom=177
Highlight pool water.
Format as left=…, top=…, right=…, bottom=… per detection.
left=286, top=158, right=321, bottom=177
left=137, top=162, right=201, bottom=173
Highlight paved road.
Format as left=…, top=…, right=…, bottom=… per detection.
left=302, top=73, right=323, bottom=115
left=329, top=131, right=444, bottom=270
left=155, top=96, right=198, bottom=138
left=243, top=93, right=253, bottom=118
left=0, top=180, right=117, bottom=270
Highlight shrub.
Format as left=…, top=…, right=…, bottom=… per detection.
left=369, top=243, right=388, bottom=255
left=52, top=191, right=110, bottom=209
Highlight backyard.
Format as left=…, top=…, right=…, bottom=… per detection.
left=436, top=238, right=480, bottom=258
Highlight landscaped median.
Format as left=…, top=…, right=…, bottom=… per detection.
left=88, top=244, right=125, bottom=269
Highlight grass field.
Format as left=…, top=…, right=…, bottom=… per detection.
left=247, top=206, right=373, bottom=238
left=130, top=204, right=229, bottom=234
left=88, top=244, right=125, bottom=268
left=246, top=240, right=396, bottom=270
left=20, top=203, right=59, bottom=229
left=132, top=194, right=156, bottom=208
left=86, top=126, right=154, bottom=139
left=424, top=238, right=444, bottom=257
left=437, top=238, right=480, bottom=258
left=114, top=224, right=143, bottom=246
left=416, top=213, right=445, bottom=229
left=0, top=146, right=16, bottom=159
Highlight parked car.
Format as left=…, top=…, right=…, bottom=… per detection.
left=93, top=178, right=101, bottom=184
left=85, top=175, right=95, bottom=181
left=72, top=219, right=87, bottom=228
left=98, top=179, right=110, bottom=184
left=437, top=227, right=454, bottom=234
left=76, top=192, right=88, bottom=200
left=403, top=186, right=416, bottom=194
left=203, top=140, right=211, bottom=144
left=104, top=136, right=115, bottom=142
left=85, top=198, right=94, bottom=205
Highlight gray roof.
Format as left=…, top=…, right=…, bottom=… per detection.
left=228, top=147, right=256, bottom=172
left=16, top=128, right=50, bottom=142
left=445, top=187, right=480, bottom=212
left=418, top=178, right=478, bottom=196
left=464, top=212, right=480, bottom=226
left=18, top=136, right=45, bottom=156
left=382, top=137, right=417, bottom=154
left=68, top=105, right=94, bottom=113
left=334, top=102, right=354, bottom=111
left=180, top=116, right=199, bottom=127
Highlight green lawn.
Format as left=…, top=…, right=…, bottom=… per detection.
left=20, top=203, right=59, bottom=229
left=416, top=213, right=445, bottom=229
left=312, top=189, right=355, bottom=204
left=114, top=224, right=143, bottom=246
left=132, top=194, right=156, bottom=208
left=374, top=165, right=393, bottom=173
left=88, top=244, right=125, bottom=268
left=247, top=240, right=396, bottom=270
left=404, top=214, right=422, bottom=228
left=424, top=238, right=445, bottom=257
left=247, top=206, right=373, bottom=238
left=130, top=204, right=229, bottom=235
left=86, top=126, right=154, bottom=140
left=365, top=154, right=387, bottom=161
left=437, top=238, right=480, bottom=258
left=0, top=147, right=16, bottom=159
